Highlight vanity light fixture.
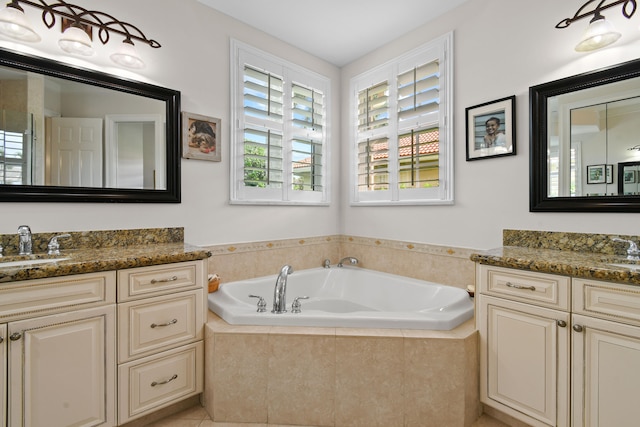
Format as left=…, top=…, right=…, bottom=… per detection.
left=0, top=0, right=160, bottom=68
left=627, top=145, right=640, bottom=151
left=58, top=22, right=93, bottom=56
left=557, top=0, right=636, bottom=52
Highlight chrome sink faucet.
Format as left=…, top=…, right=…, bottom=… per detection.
left=17, top=225, right=32, bottom=255
left=337, top=256, right=359, bottom=267
left=612, top=237, right=640, bottom=260
left=272, top=265, right=293, bottom=314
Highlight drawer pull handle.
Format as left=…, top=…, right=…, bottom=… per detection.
left=151, top=374, right=178, bottom=387
left=505, top=282, right=536, bottom=291
left=151, top=319, right=178, bottom=328
left=150, top=275, right=178, bottom=284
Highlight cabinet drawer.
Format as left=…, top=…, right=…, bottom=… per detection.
left=117, top=341, right=203, bottom=424
left=573, top=278, right=640, bottom=327
left=118, top=290, right=204, bottom=362
left=117, top=261, right=204, bottom=302
left=0, top=271, right=116, bottom=322
left=478, top=265, right=570, bottom=310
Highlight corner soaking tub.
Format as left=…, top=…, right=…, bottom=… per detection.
left=207, top=267, right=474, bottom=330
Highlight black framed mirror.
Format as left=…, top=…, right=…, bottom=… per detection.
left=530, top=57, right=640, bottom=212
left=0, top=48, right=181, bottom=202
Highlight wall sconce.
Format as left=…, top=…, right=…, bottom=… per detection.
left=557, top=0, right=636, bottom=51
left=628, top=145, right=640, bottom=151
left=0, top=0, right=160, bottom=68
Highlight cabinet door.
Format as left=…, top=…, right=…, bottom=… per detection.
left=572, top=314, right=640, bottom=427
left=0, top=324, right=6, bottom=427
left=478, top=295, right=569, bottom=427
left=8, top=305, right=116, bottom=427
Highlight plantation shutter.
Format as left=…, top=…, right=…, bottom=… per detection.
left=291, top=83, right=324, bottom=192
left=357, top=81, right=389, bottom=132
left=242, top=65, right=284, bottom=188
left=397, top=60, right=439, bottom=125
left=231, top=40, right=330, bottom=204
left=0, top=130, right=26, bottom=185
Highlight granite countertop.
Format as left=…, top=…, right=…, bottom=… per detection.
left=471, top=230, right=640, bottom=286
left=0, top=227, right=211, bottom=283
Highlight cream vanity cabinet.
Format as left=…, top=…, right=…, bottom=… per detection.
left=0, top=271, right=117, bottom=427
left=478, top=264, right=640, bottom=427
left=477, top=264, right=570, bottom=427
left=0, top=324, right=6, bottom=427
left=0, top=258, right=206, bottom=427
left=116, top=260, right=205, bottom=425
left=571, top=278, right=640, bottom=427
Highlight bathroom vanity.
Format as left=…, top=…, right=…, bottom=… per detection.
left=0, top=228, right=209, bottom=427
left=472, top=230, right=640, bottom=427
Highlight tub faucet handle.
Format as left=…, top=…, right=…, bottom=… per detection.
left=248, top=295, right=267, bottom=312
left=291, top=296, right=309, bottom=314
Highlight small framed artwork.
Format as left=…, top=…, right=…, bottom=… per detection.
left=465, top=95, right=516, bottom=161
left=605, top=164, right=614, bottom=184
left=182, top=111, right=221, bottom=161
left=587, top=164, right=607, bottom=184
left=624, top=169, right=636, bottom=184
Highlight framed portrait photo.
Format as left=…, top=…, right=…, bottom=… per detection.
left=465, top=95, right=516, bottom=161
left=182, top=111, right=221, bottom=161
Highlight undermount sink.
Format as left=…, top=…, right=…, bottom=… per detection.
left=607, top=262, right=640, bottom=271
left=0, top=257, right=70, bottom=268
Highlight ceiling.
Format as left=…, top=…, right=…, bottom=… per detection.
left=197, top=0, right=471, bottom=67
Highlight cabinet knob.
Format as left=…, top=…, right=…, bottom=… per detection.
left=0, top=336, right=3, bottom=343
left=557, top=320, right=567, bottom=327
left=9, top=332, right=22, bottom=341
left=573, top=324, right=584, bottom=333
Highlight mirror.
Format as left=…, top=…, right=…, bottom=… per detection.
left=530, top=57, right=640, bottom=212
left=0, top=48, right=181, bottom=202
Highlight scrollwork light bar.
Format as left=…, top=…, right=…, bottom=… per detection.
left=556, top=0, right=637, bottom=29
left=5, top=0, right=160, bottom=47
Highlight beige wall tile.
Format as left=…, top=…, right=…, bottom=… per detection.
left=268, top=334, right=335, bottom=426
left=335, top=336, right=404, bottom=427
left=211, top=333, right=269, bottom=423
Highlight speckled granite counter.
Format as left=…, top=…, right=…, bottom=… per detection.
left=470, top=229, right=640, bottom=286
left=0, top=227, right=211, bottom=283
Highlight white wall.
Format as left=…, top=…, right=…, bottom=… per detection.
left=2, top=0, right=640, bottom=250
left=0, top=0, right=341, bottom=246
left=341, top=0, right=640, bottom=250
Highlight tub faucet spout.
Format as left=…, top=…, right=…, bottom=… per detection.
left=272, top=265, right=293, bottom=314
left=337, top=256, right=359, bottom=267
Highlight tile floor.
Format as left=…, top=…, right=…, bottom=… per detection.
left=144, top=405, right=513, bottom=427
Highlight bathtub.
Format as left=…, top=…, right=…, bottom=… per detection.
left=207, top=266, right=474, bottom=330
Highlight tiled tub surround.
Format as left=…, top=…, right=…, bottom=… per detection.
left=203, top=234, right=477, bottom=290
left=204, top=313, right=480, bottom=427
left=202, top=236, right=480, bottom=426
left=0, top=227, right=210, bottom=282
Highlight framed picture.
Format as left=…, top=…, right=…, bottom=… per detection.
left=465, top=95, right=516, bottom=161
left=605, top=164, right=614, bottom=184
left=182, top=111, right=221, bottom=161
left=624, top=169, right=636, bottom=184
left=587, top=164, right=607, bottom=184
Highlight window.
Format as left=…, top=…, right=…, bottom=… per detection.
left=349, top=32, right=453, bottom=205
left=230, top=40, right=330, bottom=205
left=0, top=129, right=27, bottom=185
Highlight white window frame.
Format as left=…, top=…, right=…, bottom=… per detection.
left=230, top=39, right=331, bottom=205
left=349, top=32, right=454, bottom=206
